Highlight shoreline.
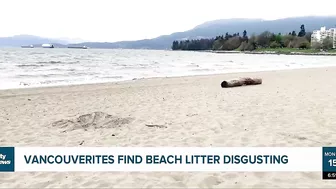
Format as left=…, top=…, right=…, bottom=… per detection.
left=1, top=66, right=335, bottom=94
left=211, top=50, right=336, bottom=56
left=2, top=65, right=336, bottom=92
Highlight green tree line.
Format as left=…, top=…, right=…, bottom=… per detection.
left=171, top=25, right=334, bottom=51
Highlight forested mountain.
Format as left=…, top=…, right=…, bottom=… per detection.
left=74, top=16, right=336, bottom=49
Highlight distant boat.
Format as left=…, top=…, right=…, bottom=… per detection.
left=67, top=46, right=88, bottom=49
left=42, top=44, right=54, bottom=48
left=21, top=45, right=34, bottom=48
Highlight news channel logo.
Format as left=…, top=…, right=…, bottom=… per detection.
left=0, top=147, right=14, bottom=172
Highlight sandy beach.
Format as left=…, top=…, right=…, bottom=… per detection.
left=1, top=67, right=336, bottom=188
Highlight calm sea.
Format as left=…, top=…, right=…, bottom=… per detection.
left=1, top=48, right=336, bottom=89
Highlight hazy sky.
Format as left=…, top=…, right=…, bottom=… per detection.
left=1, top=0, right=335, bottom=42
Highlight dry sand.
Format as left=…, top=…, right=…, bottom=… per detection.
left=1, top=67, right=336, bottom=188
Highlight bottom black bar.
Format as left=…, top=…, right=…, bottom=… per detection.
left=323, top=172, right=336, bottom=180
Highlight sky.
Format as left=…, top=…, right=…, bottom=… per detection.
left=1, top=0, right=336, bottom=42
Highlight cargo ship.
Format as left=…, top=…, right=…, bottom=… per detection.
left=42, top=44, right=54, bottom=48
left=67, top=46, right=88, bottom=49
left=21, top=45, right=34, bottom=48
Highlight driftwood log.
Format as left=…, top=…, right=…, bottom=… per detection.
left=221, top=77, right=262, bottom=88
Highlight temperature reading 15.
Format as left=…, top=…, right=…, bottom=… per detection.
left=329, top=159, right=336, bottom=166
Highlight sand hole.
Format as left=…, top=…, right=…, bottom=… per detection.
left=52, top=111, right=134, bottom=131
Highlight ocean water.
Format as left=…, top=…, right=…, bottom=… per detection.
left=1, top=48, right=336, bottom=89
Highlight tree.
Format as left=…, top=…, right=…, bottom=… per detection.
left=283, top=35, right=295, bottom=48
left=245, top=35, right=257, bottom=50
left=270, top=33, right=277, bottom=42
left=312, top=42, right=322, bottom=50
left=275, top=34, right=283, bottom=44
left=304, top=32, right=312, bottom=43
left=270, top=33, right=284, bottom=47
left=256, top=31, right=273, bottom=48
left=222, top=37, right=242, bottom=50
left=293, top=37, right=310, bottom=49
left=298, top=41, right=310, bottom=49
left=242, top=30, right=248, bottom=42
left=171, top=27, right=317, bottom=51
left=238, top=41, right=248, bottom=51
left=172, top=41, right=179, bottom=50
left=172, top=38, right=216, bottom=51
left=322, top=37, right=333, bottom=50
left=213, top=36, right=226, bottom=50
left=225, top=32, right=229, bottom=40
left=298, top=24, right=306, bottom=37
left=270, top=41, right=281, bottom=48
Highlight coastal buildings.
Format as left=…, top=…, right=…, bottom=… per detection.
left=311, top=27, right=336, bottom=48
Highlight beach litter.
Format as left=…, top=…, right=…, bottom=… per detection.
left=145, top=124, right=167, bottom=129
left=221, top=77, right=262, bottom=88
